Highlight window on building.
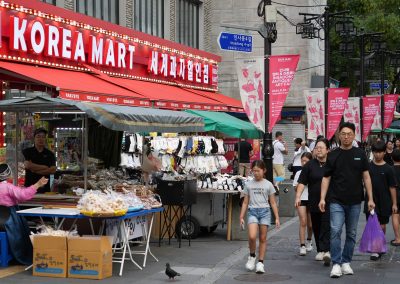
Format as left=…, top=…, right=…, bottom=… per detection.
left=76, top=0, right=119, bottom=24
left=176, top=0, right=201, bottom=48
left=134, top=0, right=164, bottom=38
left=40, top=0, right=56, bottom=5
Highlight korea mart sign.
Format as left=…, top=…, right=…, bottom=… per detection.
left=0, top=3, right=218, bottom=90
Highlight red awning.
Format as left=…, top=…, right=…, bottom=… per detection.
left=103, top=77, right=231, bottom=111
left=0, top=61, right=151, bottom=107
left=0, top=61, right=241, bottom=112
left=184, top=88, right=244, bottom=112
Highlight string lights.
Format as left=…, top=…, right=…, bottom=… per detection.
left=0, top=2, right=219, bottom=90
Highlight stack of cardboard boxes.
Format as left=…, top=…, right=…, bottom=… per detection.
left=32, top=235, right=112, bottom=280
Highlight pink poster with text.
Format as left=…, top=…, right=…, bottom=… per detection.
left=269, top=55, right=300, bottom=132
left=383, top=94, right=398, bottom=129
left=327, top=88, right=350, bottom=140
left=362, top=96, right=381, bottom=141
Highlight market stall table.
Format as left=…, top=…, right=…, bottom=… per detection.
left=17, top=207, right=163, bottom=276
left=196, top=189, right=239, bottom=241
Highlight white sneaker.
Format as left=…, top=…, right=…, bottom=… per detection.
left=255, top=262, right=265, bottom=274
left=323, top=252, right=331, bottom=266
left=305, top=240, right=313, bottom=252
left=341, top=263, right=354, bottom=275
left=299, top=246, right=307, bottom=256
left=370, top=253, right=380, bottom=261
left=330, top=264, right=342, bottom=278
left=245, top=256, right=256, bottom=271
left=315, top=252, right=324, bottom=261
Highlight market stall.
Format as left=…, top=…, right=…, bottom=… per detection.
left=0, top=95, right=205, bottom=276
left=165, top=110, right=262, bottom=241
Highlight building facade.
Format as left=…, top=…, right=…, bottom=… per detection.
left=44, top=0, right=325, bottom=107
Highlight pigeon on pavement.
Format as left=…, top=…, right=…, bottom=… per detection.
left=165, top=263, right=181, bottom=280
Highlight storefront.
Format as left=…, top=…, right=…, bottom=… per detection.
left=0, top=0, right=243, bottom=108
left=0, top=0, right=244, bottom=180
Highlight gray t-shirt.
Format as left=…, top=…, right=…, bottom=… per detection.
left=243, top=179, right=276, bottom=208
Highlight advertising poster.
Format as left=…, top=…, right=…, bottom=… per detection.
left=304, top=89, right=325, bottom=140
left=343, top=97, right=361, bottom=142
left=383, top=94, right=398, bottom=129
left=235, top=58, right=265, bottom=132
left=269, top=55, right=300, bottom=132
left=327, top=88, right=350, bottom=140
left=362, top=96, right=381, bottom=141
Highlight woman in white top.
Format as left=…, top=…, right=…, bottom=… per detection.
left=292, top=138, right=311, bottom=178
left=293, top=152, right=313, bottom=256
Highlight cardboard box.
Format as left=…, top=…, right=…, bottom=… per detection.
left=32, top=236, right=68, bottom=278
left=67, top=236, right=113, bottom=280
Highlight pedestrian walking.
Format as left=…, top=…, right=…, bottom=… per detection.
left=296, top=139, right=331, bottom=266
left=319, top=122, right=375, bottom=278
left=234, top=139, right=254, bottom=177
left=273, top=131, right=288, bottom=187
left=309, top=135, right=324, bottom=153
left=292, top=138, right=311, bottom=178
left=384, top=140, right=394, bottom=166
left=292, top=151, right=313, bottom=256
left=364, top=140, right=397, bottom=260
left=240, top=160, right=280, bottom=274
left=395, top=138, right=400, bottom=150
left=391, top=149, right=400, bottom=246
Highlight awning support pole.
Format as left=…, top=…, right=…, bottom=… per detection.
left=83, top=115, right=88, bottom=192
left=14, top=111, right=20, bottom=185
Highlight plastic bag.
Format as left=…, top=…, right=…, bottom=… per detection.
left=359, top=211, right=387, bottom=253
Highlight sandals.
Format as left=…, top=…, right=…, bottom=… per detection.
left=390, top=239, right=400, bottom=246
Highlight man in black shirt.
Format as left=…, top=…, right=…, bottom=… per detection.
left=391, top=149, right=400, bottom=246
left=234, top=139, right=253, bottom=176
left=23, top=128, right=56, bottom=193
left=319, top=122, right=375, bottom=278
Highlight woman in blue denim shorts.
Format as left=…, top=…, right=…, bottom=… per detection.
left=239, top=160, right=280, bottom=274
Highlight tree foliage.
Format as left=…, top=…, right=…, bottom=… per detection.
left=328, top=0, right=400, bottom=95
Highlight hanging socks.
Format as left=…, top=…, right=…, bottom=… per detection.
left=250, top=253, right=256, bottom=258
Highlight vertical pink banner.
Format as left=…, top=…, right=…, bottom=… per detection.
left=362, top=96, right=381, bottom=141
left=383, top=94, right=398, bottom=129
left=269, top=54, right=300, bottom=132
left=304, top=89, right=325, bottom=140
left=235, top=58, right=265, bottom=132
left=327, top=88, right=350, bottom=140
left=344, top=97, right=361, bottom=142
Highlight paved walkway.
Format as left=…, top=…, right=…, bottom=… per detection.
left=1, top=213, right=399, bottom=283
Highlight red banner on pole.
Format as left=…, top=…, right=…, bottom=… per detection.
left=327, top=88, right=350, bottom=140
left=383, top=94, right=398, bottom=129
left=362, top=96, right=381, bottom=141
left=269, top=55, right=300, bottom=132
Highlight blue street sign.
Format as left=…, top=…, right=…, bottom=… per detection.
left=218, top=32, right=253, bottom=53
left=370, top=82, right=389, bottom=90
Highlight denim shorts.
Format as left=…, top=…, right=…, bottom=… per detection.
left=248, top=207, right=271, bottom=226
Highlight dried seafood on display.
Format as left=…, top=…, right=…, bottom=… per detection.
left=77, top=190, right=128, bottom=214
left=33, top=225, right=78, bottom=237
left=139, top=194, right=162, bottom=210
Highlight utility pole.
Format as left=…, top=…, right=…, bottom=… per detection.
left=260, top=0, right=275, bottom=183
left=324, top=7, right=330, bottom=137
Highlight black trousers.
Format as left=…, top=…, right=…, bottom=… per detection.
left=310, top=206, right=330, bottom=252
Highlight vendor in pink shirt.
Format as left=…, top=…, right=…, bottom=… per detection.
left=0, top=163, right=48, bottom=265
left=0, top=164, right=48, bottom=206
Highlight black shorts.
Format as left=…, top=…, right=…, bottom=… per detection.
left=366, top=213, right=390, bottom=225
left=299, top=200, right=308, bottom=207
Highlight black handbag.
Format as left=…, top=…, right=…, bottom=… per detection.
left=287, top=163, right=294, bottom=172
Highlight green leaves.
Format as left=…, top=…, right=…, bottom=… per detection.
left=328, top=0, right=400, bottom=94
